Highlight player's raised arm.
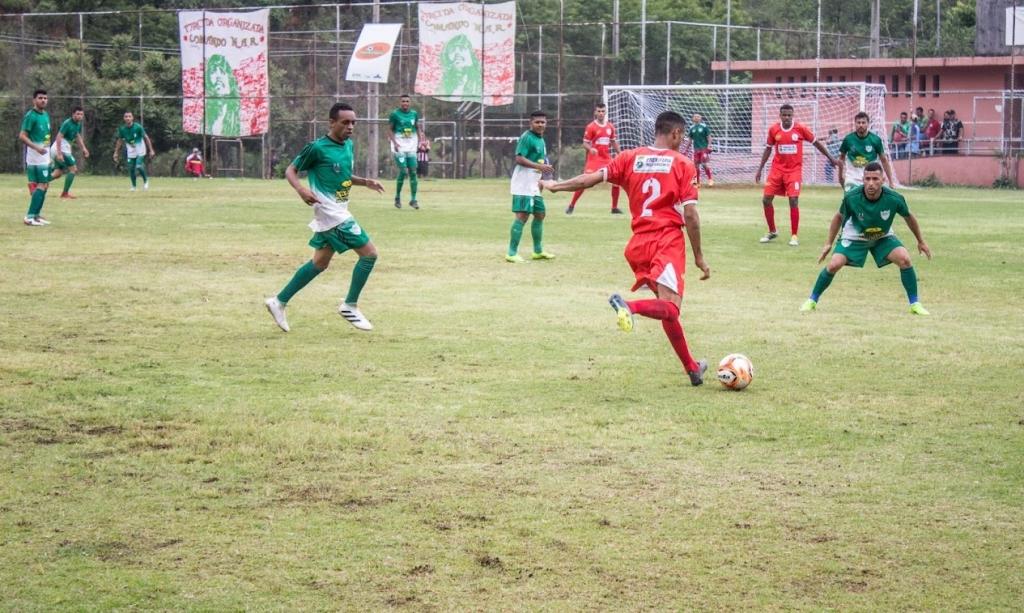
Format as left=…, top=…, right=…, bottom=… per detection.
left=540, top=170, right=604, bottom=193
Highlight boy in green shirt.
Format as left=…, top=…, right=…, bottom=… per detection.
left=801, top=162, right=932, bottom=315
left=113, top=112, right=154, bottom=191
left=506, top=110, right=555, bottom=263
left=838, top=111, right=895, bottom=191
left=388, top=94, right=425, bottom=209
left=50, top=106, right=90, bottom=199
left=19, top=89, right=52, bottom=226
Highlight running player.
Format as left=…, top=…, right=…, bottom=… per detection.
left=800, top=162, right=931, bottom=315
left=112, top=112, right=153, bottom=191
left=264, top=102, right=385, bottom=333
left=50, top=106, right=90, bottom=199
left=542, top=111, right=711, bottom=386
left=565, top=102, right=622, bottom=215
left=838, top=111, right=896, bottom=191
left=755, top=104, right=838, bottom=246
left=506, top=110, right=555, bottom=263
left=19, top=89, right=52, bottom=226
left=388, top=94, right=424, bottom=209
left=686, top=113, right=714, bottom=187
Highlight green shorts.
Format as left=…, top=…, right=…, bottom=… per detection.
left=835, top=235, right=903, bottom=268
left=308, top=218, right=370, bottom=254
left=26, top=165, right=51, bottom=183
left=393, top=152, right=417, bottom=169
left=52, top=153, right=76, bottom=171
left=512, top=195, right=545, bottom=214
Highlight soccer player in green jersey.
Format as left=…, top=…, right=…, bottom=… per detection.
left=50, top=106, right=90, bottom=200
left=685, top=113, right=714, bottom=187
left=19, top=89, right=52, bottom=226
left=264, top=102, right=385, bottom=333
left=388, top=94, right=425, bottom=209
left=112, top=111, right=154, bottom=191
left=837, top=112, right=895, bottom=191
left=800, top=162, right=932, bottom=315
left=506, top=110, right=555, bottom=263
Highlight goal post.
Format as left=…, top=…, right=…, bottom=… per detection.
left=604, top=82, right=895, bottom=186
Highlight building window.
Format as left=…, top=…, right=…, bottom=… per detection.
left=865, top=75, right=872, bottom=84
left=905, top=75, right=912, bottom=97
left=839, top=75, right=846, bottom=82
left=776, top=76, right=782, bottom=84
left=880, top=75, right=887, bottom=93
left=933, top=74, right=940, bottom=97
left=919, top=74, right=927, bottom=97
left=892, top=74, right=899, bottom=96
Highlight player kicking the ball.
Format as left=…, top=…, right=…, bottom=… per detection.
left=800, top=162, right=931, bottom=315
left=542, top=111, right=711, bottom=386
left=755, top=104, right=837, bottom=247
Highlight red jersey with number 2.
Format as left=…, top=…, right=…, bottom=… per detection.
left=767, top=122, right=815, bottom=174
left=602, top=147, right=699, bottom=234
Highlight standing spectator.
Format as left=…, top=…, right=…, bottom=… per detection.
left=890, top=112, right=910, bottom=160
left=924, top=108, right=942, bottom=155
left=908, top=114, right=922, bottom=157
left=939, top=111, right=954, bottom=154
left=416, top=140, right=430, bottom=178
left=825, top=128, right=841, bottom=184
left=943, top=109, right=964, bottom=155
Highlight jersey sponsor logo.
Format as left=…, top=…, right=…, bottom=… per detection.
left=633, top=155, right=673, bottom=173
left=881, top=210, right=891, bottom=220
left=335, top=179, right=352, bottom=202
left=791, top=133, right=799, bottom=141
left=778, top=144, right=798, bottom=154
left=332, top=163, right=342, bottom=174
left=355, top=42, right=391, bottom=59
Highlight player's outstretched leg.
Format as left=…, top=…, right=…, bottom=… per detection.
left=625, top=295, right=704, bottom=385
left=608, top=293, right=634, bottom=332
left=802, top=254, right=845, bottom=311
left=266, top=258, right=326, bottom=331
left=339, top=251, right=377, bottom=331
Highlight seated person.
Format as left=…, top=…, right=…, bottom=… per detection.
left=185, top=148, right=204, bottom=179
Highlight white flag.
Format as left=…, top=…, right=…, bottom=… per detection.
left=346, top=24, right=403, bottom=84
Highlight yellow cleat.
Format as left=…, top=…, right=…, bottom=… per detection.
left=608, top=293, right=634, bottom=332
left=531, top=251, right=555, bottom=260
left=909, top=302, right=930, bottom=315
left=505, top=254, right=525, bottom=263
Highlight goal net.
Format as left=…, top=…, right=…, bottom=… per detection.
left=604, top=83, right=895, bottom=186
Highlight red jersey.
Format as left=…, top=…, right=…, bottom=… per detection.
left=584, top=120, right=616, bottom=159
left=603, top=147, right=699, bottom=234
left=766, top=122, right=815, bottom=174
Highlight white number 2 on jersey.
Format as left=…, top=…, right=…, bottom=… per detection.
left=640, top=178, right=661, bottom=217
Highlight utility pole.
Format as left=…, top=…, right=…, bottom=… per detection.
left=870, top=0, right=880, bottom=58
left=368, top=0, right=380, bottom=180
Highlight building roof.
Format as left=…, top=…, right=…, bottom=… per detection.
left=711, top=56, right=1022, bottom=72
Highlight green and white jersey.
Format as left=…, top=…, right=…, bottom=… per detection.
left=292, top=134, right=356, bottom=232
left=840, top=130, right=885, bottom=186
left=510, top=130, right=546, bottom=196
left=117, top=122, right=147, bottom=158
left=21, top=108, right=51, bottom=165
left=839, top=186, right=910, bottom=242
left=688, top=122, right=711, bottom=150
left=51, top=117, right=82, bottom=156
left=388, top=108, right=420, bottom=153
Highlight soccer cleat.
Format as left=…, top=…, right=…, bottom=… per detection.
left=129, top=186, right=136, bottom=192
left=143, top=181, right=150, bottom=191
left=505, top=254, right=525, bottom=263
left=610, top=208, right=624, bottom=215
left=35, top=216, right=51, bottom=225
left=338, top=303, right=373, bottom=331
left=909, top=302, right=930, bottom=316
left=759, top=232, right=778, bottom=243
left=799, top=298, right=818, bottom=312
left=59, top=193, right=76, bottom=199
left=565, top=206, right=574, bottom=215
left=409, top=200, right=419, bottom=210
left=608, top=293, right=634, bottom=333
left=687, top=359, right=708, bottom=387
left=264, top=297, right=290, bottom=332
left=23, top=216, right=45, bottom=227
left=393, top=197, right=402, bottom=209
left=789, top=235, right=800, bottom=247
left=531, top=251, right=555, bottom=260
left=707, top=179, right=715, bottom=187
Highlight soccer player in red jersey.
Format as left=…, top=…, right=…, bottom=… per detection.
left=565, top=102, right=623, bottom=215
left=542, top=111, right=711, bottom=386
left=755, top=104, right=837, bottom=247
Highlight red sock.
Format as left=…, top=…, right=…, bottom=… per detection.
left=662, top=319, right=699, bottom=373
left=569, top=190, right=583, bottom=208
left=763, top=204, right=777, bottom=233
left=705, top=166, right=713, bottom=180
left=790, top=206, right=800, bottom=236
left=611, top=186, right=621, bottom=210
left=627, top=299, right=679, bottom=321
left=28, top=182, right=37, bottom=194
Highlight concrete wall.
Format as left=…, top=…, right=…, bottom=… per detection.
left=976, top=0, right=1023, bottom=55
left=891, top=154, right=1024, bottom=187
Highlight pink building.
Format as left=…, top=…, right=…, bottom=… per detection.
left=711, top=56, right=1024, bottom=186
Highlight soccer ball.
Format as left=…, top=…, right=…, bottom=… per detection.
left=717, top=354, right=754, bottom=390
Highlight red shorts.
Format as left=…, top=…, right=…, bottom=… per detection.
left=692, top=149, right=711, bottom=165
left=624, top=227, right=687, bottom=296
left=584, top=154, right=612, bottom=173
left=763, top=169, right=803, bottom=197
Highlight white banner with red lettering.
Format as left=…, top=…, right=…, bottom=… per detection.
left=414, top=1, right=515, bottom=106
left=346, top=23, right=403, bottom=83
left=179, top=9, right=269, bottom=137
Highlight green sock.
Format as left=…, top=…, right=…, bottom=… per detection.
left=129, top=159, right=137, bottom=187
left=810, top=268, right=835, bottom=302
left=531, top=217, right=544, bottom=253
left=276, top=260, right=323, bottom=304
left=345, top=255, right=377, bottom=305
left=396, top=170, right=405, bottom=200
left=27, top=188, right=46, bottom=217
left=409, top=170, right=418, bottom=200
left=508, top=219, right=525, bottom=256
left=62, top=172, right=75, bottom=194
left=900, top=266, right=919, bottom=304
left=137, top=162, right=148, bottom=182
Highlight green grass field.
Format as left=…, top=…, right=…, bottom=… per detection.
left=2, top=175, right=1022, bottom=609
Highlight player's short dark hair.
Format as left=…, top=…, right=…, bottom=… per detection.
left=864, top=162, right=883, bottom=173
left=329, top=102, right=354, bottom=120
left=854, top=111, right=870, bottom=121
left=654, top=111, right=685, bottom=135
left=595, top=102, right=606, bottom=109
left=33, top=89, right=46, bottom=98
left=400, top=94, right=410, bottom=99
left=72, top=106, right=83, bottom=114
left=530, top=109, right=547, bottom=118
left=779, top=103, right=794, bottom=112
left=899, top=111, right=908, bottom=117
